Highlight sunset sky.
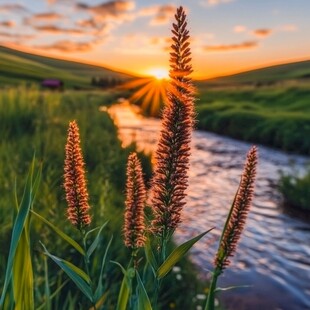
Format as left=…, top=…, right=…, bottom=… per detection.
left=0, top=0, right=309, bottom=78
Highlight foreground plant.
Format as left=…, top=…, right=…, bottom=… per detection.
left=205, top=146, right=258, bottom=310
left=38, top=120, right=111, bottom=310
left=0, top=6, right=260, bottom=310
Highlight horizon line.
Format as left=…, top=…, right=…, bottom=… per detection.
left=1, top=43, right=309, bottom=81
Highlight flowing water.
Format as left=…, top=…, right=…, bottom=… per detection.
left=107, top=101, right=310, bottom=310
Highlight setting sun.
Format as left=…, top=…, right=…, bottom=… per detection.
left=147, top=68, right=170, bottom=80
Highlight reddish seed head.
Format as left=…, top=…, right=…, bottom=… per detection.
left=124, top=152, right=147, bottom=250
left=214, top=146, right=258, bottom=272
left=64, top=120, right=91, bottom=230
left=151, top=6, right=195, bottom=236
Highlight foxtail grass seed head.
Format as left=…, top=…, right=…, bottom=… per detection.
left=214, top=146, right=258, bottom=273
left=124, top=152, right=147, bottom=250
left=64, top=120, right=91, bottom=230
left=151, top=6, right=195, bottom=236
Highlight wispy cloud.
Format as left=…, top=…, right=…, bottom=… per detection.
left=252, top=28, right=272, bottom=37
left=233, top=25, right=247, bottom=33
left=76, top=0, right=135, bottom=21
left=0, top=31, right=34, bottom=39
left=204, top=40, right=258, bottom=52
left=33, top=40, right=96, bottom=52
left=139, top=4, right=176, bottom=26
left=33, top=25, right=84, bottom=35
left=201, top=0, right=234, bottom=7
left=76, top=18, right=98, bottom=29
left=279, top=24, right=298, bottom=32
left=30, top=12, right=63, bottom=22
left=0, top=20, right=15, bottom=27
left=0, top=4, right=27, bottom=12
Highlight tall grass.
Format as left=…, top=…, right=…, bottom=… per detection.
left=1, top=6, right=259, bottom=310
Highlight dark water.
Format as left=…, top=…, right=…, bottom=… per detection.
left=107, top=102, right=310, bottom=310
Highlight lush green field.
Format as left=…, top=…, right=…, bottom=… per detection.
left=0, top=46, right=134, bottom=88
left=202, top=60, right=310, bottom=85
left=0, top=87, right=205, bottom=309
left=195, top=80, right=310, bottom=155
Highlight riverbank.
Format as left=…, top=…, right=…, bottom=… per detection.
left=109, top=102, right=310, bottom=310
left=195, top=81, right=310, bottom=155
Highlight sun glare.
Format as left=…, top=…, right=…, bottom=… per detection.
left=148, top=68, right=169, bottom=80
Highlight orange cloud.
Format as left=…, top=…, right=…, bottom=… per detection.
left=201, top=0, right=234, bottom=7
left=233, top=25, right=247, bottom=33
left=31, top=12, right=63, bottom=22
left=204, top=41, right=258, bottom=52
left=139, top=4, right=176, bottom=26
left=0, top=31, right=34, bottom=39
left=34, top=40, right=95, bottom=52
left=76, top=0, right=135, bottom=21
left=0, top=20, right=15, bottom=27
left=33, top=25, right=84, bottom=35
left=150, top=5, right=176, bottom=26
left=279, top=24, right=298, bottom=32
left=252, top=28, right=272, bottom=37
left=76, top=18, right=98, bottom=29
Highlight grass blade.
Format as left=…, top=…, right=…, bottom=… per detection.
left=144, top=238, right=158, bottom=272
left=0, top=166, right=34, bottom=306
left=41, top=243, right=93, bottom=302
left=136, top=271, right=152, bottom=310
left=87, top=221, right=108, bottom=258
left=157, top=228, right=214, bottom=279
left=94, top=235, right=113, bottom=301
left=32, top=210, right=85, bottom=256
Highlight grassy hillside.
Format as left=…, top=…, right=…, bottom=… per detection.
left=199, top=60, right=310, bottom=85
left=194, top=60, right=310, bottom=155
left=0, top=45, right=134, bottom=88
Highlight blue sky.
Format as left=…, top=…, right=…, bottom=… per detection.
left=0, top=0, right=309, bottom=78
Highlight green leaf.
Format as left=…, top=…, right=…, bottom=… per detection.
left=136, top=271, right=152, bottom=310
left=114, top=262, right=134, bottom=310
left=111, top=261, right=127, bottom=275
left=0, top=163, right=37, bottom=307
left=157, top=228, right=214, bottom=279
left=87, top=221, right=108, bottom=258
left=94, top=235, right=113, bottom=301
left=144, top=238, right=158, bottom=272
left=40, top=243, right=93, bottom=302
left=13, top=226, right=34, bottom=310
left=116, top=274, right=131, bottom=310
left=32, top=210, right=85, bottom=256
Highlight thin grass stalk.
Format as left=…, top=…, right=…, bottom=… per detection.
left=205, top=146, right=258, bottom=310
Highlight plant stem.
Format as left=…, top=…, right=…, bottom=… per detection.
left=82, top=230, right=97, bottom=310
left=205, top=269, right=220, bottom=310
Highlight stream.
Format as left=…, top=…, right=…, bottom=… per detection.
left=107, top=101, right=310, bottom=310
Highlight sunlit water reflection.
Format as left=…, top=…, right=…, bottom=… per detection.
left=107, top=102, right=310, bottom=310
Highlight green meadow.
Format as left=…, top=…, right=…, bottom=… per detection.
left=0, top=87, right=205, bottom=309
left=196, top=62, right=310, bottom=155
left=0, top=46, right=134, bottom=88
left=0, top=44, right=309, bottom=309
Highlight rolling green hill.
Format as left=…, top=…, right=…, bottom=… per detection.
left=195, top=61, right=310, bottom=155
left=0, top=45, right=135, bottom=88
left=199, top=60, right=310, bottom=85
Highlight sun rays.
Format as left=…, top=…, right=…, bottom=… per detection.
left=120, top=72, right=169, bottom=116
